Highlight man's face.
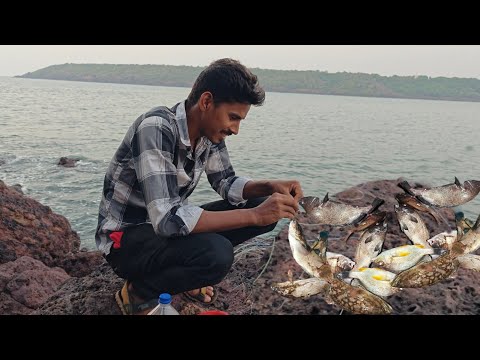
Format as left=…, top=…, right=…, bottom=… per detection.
left=202, top=101, right=251, bottom=144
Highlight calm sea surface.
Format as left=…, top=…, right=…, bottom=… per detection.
left=1, top=76, right=479, bottom=249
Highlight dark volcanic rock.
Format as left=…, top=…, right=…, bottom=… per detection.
left=57, top=157, right=79, bottom=167
left=0, top=180, right=81, bottom=268
left=35, top=257, right=255, bottom=315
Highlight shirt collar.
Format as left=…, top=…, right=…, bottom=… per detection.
left=175, top=100, right=192, bottom=148
left=174, top=100, right=212, bottom=150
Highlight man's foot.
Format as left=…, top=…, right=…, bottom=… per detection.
left=184, top=286, right=218, bottom=304
left=115, top=281, right=158, bottom=315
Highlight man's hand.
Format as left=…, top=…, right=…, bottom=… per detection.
left=252, top=193, right=299, bottom=226
left=268, top=180, right=304, bottom=203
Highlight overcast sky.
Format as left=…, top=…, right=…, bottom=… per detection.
left=1, top=45, right=479, bottom=79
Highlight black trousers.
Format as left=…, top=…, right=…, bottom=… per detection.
left=105, top=197, right=276, bottom=300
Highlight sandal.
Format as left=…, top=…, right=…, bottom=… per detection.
left=183, top=286, right=219, bottom=305
left=115, top=281, right=158, bottom=315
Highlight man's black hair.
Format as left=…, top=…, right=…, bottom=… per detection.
left=186, top=58, right=265, bottom=109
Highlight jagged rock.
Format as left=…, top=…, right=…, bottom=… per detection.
left=0, top=181, right=81, bottom=268
left=0, top=256, right=70, bottom=313
left=10, top=184, right=24, bottom=195
left=59, top=250, right=104, bottom=278
left=34, top=262, right=124, bottom=315
left=35, top=253, right=256, bottom=315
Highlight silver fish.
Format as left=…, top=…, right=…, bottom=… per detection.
left=288, top=220, right=327, bottom=278
left=298, top=193, right=384, bottom=226
left=394, top=204, right=431, bottom=248
left=398, top=177, right=480, bottom=208
left=326, top=252, right=356, bottom=273
left=352, top=221, right=387, bottom=270
left=427, top=230, right=457, bottom=250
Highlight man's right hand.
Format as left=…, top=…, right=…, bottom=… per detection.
left=252, top=193, right=298, bottom=226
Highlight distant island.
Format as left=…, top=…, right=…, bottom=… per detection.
left=16, top=63, right=480, bottom=102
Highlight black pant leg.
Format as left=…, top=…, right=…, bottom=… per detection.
left=106, top=224, right=234, bottom=300
left=201, top=196, right=278, bottom=247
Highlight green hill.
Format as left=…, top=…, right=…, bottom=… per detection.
left=17, top=63, right=480, bottom=102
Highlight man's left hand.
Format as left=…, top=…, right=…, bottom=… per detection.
left=268, top=180, right=304, bottom=203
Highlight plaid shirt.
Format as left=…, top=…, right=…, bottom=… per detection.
left=96, top=100, right=252, bottom=255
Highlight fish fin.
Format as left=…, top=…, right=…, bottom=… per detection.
left=314, top=231, right=329, bottom=261
left=322, top=193, right=329, bottom=204
left=343, top=231, right=354, bottom=244
left=473, top=214, right=480, bottom=231
left=374, top=243, right=383, bottom=253
left=454, top=177, right=461, bottom=186
left=417, top=195, right=433, bottom=206
left=398, top=180, right=415, bottom=196
left=408, top=215, right=419, bottom=223
left=368, top=198, right=385, bottom=213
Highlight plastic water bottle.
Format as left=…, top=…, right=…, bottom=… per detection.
left=147, top=293, right=179, bottom=315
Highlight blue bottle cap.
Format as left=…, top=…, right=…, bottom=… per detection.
left=159, top=293, right=172, bottom=304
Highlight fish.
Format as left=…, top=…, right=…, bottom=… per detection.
left=372, top=244, right=436, bottom=273
left=427, top=230, right=458, bottom=250
left=287, top=220, right=393, bottom=314
left=391, top=252, right=459, bottom=288
left=395, top=193, right=442, bottom=225
left=298, top=193, right=384, bottom=226
left=325, top=252, right=356, bottom=273
left=394, top=214, right=480, bottom=288
left=450, top=214, right=480, bottom=256
left=343, top=211, right=387, bottom=243
left=321, top=263, right=393, bottom=315
left=348, top=267, right=400, bottom=298
left=456, top=254, right=480, bottom=272
left=394, top=204, right=432, bottom=248
left=352, top=221, right=387, bottom=270
left=455, top=212, right=475, bottom=235
left=288, top=220, right=327, bottom=278
left=271, top=277, right=330, bottom=298
left=398, top=177, right=480, bottom=208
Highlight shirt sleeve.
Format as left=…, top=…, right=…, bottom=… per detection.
left=132, top=116, right=204, bottom=237
left=205, top=140, right=252, bottom=207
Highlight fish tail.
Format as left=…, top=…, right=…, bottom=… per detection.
left=397, top=180, right=415, bottom=196
left=427, top=208, right=442, bottom=225
left=472, top=213, right=480, bottom=231
left=368, top=198, right=385, bottom=213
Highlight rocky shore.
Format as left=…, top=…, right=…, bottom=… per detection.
left=1, top=178, right=479, bottom=315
